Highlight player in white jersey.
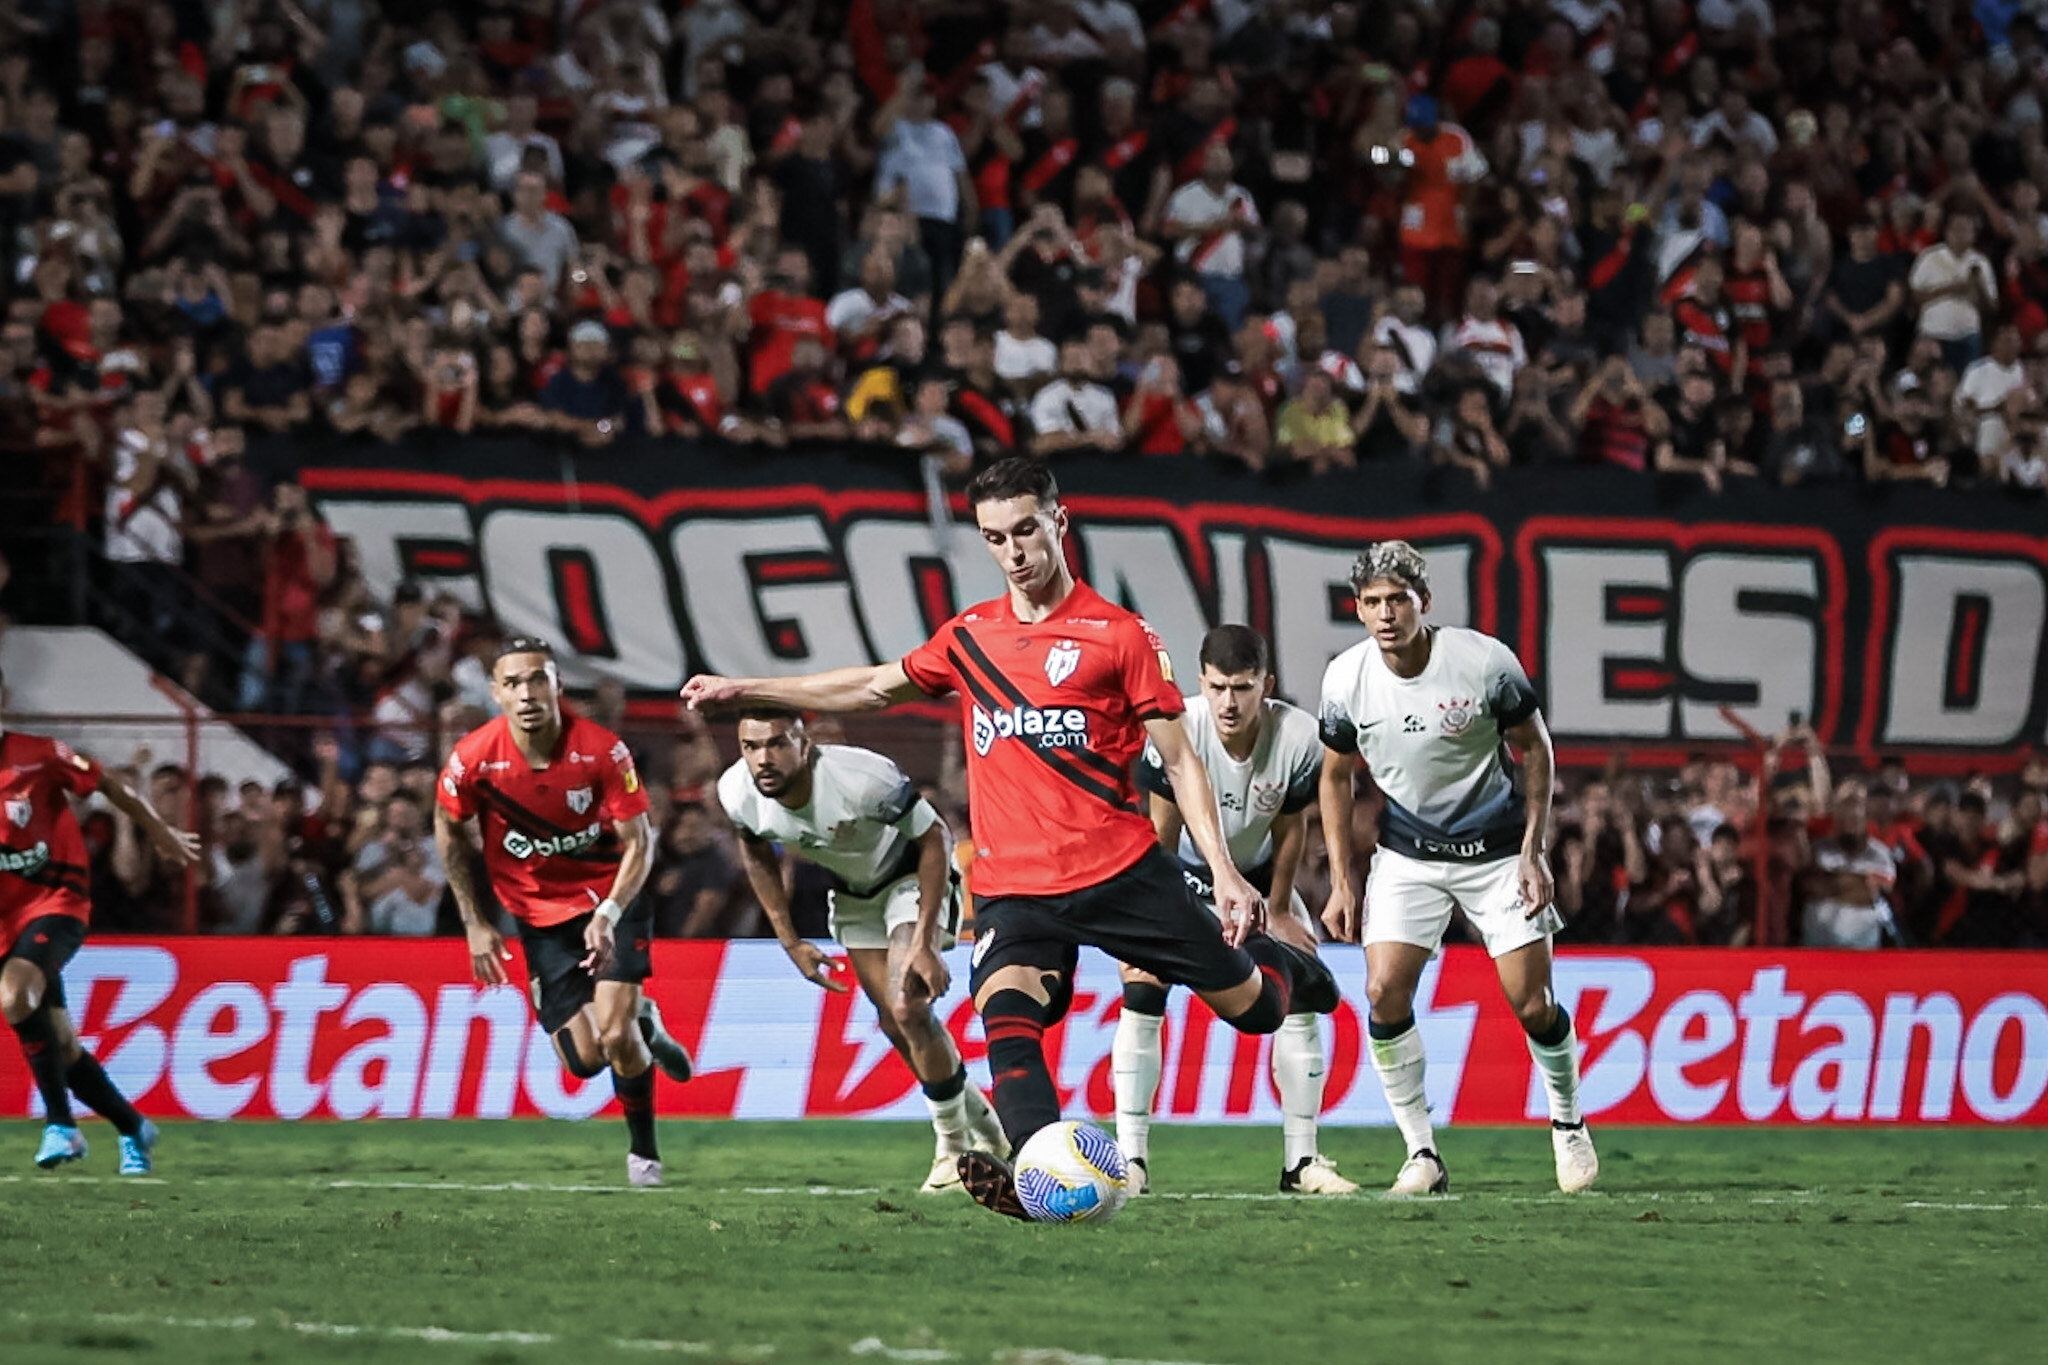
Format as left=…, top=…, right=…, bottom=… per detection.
left=1114, top=627, right=1359, bottom=1196
left=1317, top=542, right=1597, bottom=1195
left=717, top=708, right=1006, bottom=1193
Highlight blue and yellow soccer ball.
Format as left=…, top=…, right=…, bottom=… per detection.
left=1013, top=1121, right=1132, bottom=1225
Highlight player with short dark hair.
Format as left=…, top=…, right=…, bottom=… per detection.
left=683, top=457, right=1337, bottom=1221
left=435, top=638, right=694, bottom=1187
left=1116, top=624, right=1358, bottom=1195
left=717, top=709, right=1006, bottom=1192
left=1319, top=541, right=1597, bottom=1195
left=1, top=667, right=199, bottom=1172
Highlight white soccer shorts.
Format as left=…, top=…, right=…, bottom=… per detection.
left=828, top=875, right=962, bottom=952
left=1363, top=847, right=1563, bottom=958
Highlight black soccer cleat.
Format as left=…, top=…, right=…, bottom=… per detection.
left=637, top=998, right=695, bottom=1084
left=1277, top=939, right=1341, bottom=1015
left=957, top=1151, right=1033, bottom=1222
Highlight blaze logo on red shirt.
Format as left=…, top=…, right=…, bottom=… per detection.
left=437, top=714, right=649, bottom=928
left=902, top=583, right=1185, bottom=899
left=0, top=731, right=102, bottom=946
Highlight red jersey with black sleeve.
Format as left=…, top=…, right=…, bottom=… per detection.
left=901, top=582, right=1183, bottom=898
left=0, top=731, right=103, bottom=942
left=436, top=714, right=650, bottom=928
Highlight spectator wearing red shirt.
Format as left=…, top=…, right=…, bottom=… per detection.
left=746, top=248, right=833, bottom=391
left=1119, top=354, right=1200, bottom=455
left=252, top=481, right=337, bottom=716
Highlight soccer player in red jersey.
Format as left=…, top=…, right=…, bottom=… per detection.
left=1, top=667, right=199, bottom=1172
left=683, top=458, right=1337, bottom=1219
left=435, top=639, right=694, bottom=1186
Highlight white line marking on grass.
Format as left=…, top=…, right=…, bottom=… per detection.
left=745, top=1186, right=884, bottom=1196
left=0, top=1174, right=167, bottom=1185
left=852, top=1337, right=957, bottom=1360
left=328, top=1178, right=676, bottom=1194
left=995, top=1352, right=1231, bottom=1365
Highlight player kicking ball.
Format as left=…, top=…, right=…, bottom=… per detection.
left=2, top=668, right=196, bottom=1173
left=1318, top=542, right=1596, bottom=1196
left=717, top=708, right=1007, bottom=1192
left=436, top=639, right=694, bottom=1187
left=1115, top=625, right=1357, bottom=1196
left=684, top=458, right=1338, bottom=1222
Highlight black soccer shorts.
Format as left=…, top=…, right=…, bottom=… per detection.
left=968, top=846, right=1255, bottom=1023
left=1, top=914, right=87, bottom=1011
left=517, top=902, right=654, bottom=1033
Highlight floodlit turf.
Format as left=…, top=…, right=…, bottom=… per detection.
left=0, top=1121, right=2041, bottom=1365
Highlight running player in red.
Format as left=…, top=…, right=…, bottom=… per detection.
left=435, top=639, right=694, bottom=1186
left=683, top=458, right=1337, bottom=1220
left=2, top=667, right=199, bottom=1172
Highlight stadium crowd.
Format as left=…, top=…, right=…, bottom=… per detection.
left=3, top=0, right=2048, bottom=949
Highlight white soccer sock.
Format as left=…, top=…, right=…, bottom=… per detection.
left=1111, top=1008, right=1163, bottom=1164
left=1272, top=1013, right=1326, bottom=1169
left=1368, top=1020, right=1436, bottom=1156
left=925, top=1087, right=973, bottom=1156
left=1526, top=1012, right=1584, bottom=1127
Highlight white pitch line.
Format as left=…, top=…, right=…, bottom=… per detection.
left=14, top=1312, right=1228, bottom=1365
left=0, top=1173, right=167, bottom=1185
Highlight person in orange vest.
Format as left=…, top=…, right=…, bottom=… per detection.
left=1394, top=95, right=1489, bottom=321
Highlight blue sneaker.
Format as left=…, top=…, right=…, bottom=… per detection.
left=34, top=1124, right=87, bottom=1169
left=118, top=1120, right=159, bottom=1176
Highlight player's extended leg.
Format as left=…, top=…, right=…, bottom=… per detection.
left=590, top=981, right=661, bottom=1185
left=48, top=1006, right=158, bottom=1175
left=1494, top=938, right=1597, bottom=1192
left=1365, top=941, right=1447, bottom=1195
left=1109, top=964, right=1166, bottom=1192
left=956, top=961, right=1070, bottom=1221
left=1, top=956, right=86, bottom=1169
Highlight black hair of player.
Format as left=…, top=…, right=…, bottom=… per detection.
left=1199, top=624, right=1270, bottom=677
left=734, top=704, right=804, bottom=726
left=966, top=456, right=1059, bottom=510
left=493, top=636, right=557, bottom=667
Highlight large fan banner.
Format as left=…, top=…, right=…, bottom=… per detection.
left=282, top=439, right=2048, bottom=765
left=11, top=942, right=2045, bottom=1127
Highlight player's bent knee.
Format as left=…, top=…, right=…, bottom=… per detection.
left=972, top=964, right=1054, bottom=1011
left=0, top=979, right=39, bottom=1023
left=1121, top=980, right=1169, bottom=1017
left=1215, top=976, right=1286, bottom=1034
left=1365, top=975, right=1414, bottom=1020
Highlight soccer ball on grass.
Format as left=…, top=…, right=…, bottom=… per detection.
left=1013, top=1121, right=1132, bottom=1225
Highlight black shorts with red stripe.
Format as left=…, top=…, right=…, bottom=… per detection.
left=967, top=846, right=1254, bottom=1023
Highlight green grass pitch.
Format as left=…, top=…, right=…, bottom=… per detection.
left=0, top=1121, right=2041, bottom=1364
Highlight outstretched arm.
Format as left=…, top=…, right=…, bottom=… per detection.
left=682, top=660, right=926, bottom=714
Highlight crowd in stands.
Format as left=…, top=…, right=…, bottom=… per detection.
left=9, top=0, right=2048, bottom=523
left=5, top=0, right=2048, bottom=948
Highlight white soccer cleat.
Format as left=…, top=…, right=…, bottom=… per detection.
left=1387, top=1148, right=1449, bottom=1196
left=1128, top=1156, right=1150, bottom=1195
left=965, top=1088, right=1009, bottom=1157
left=627, top=1154, right=664, bottom=1188
left=1281, top=1154, right=1360, bottom=1195
left=919, top=1154, right=966, bottom=1194
left=1552, top=1123, right=1599, bottom=1193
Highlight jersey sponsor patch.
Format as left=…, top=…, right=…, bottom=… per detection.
left=620, top=763, right=641, bottom=795
left=971, top=703, right=1092, bottom=756
left=1157, top=650, right=1174, bottom=683
left=0, top=840, right=51, bottom=874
